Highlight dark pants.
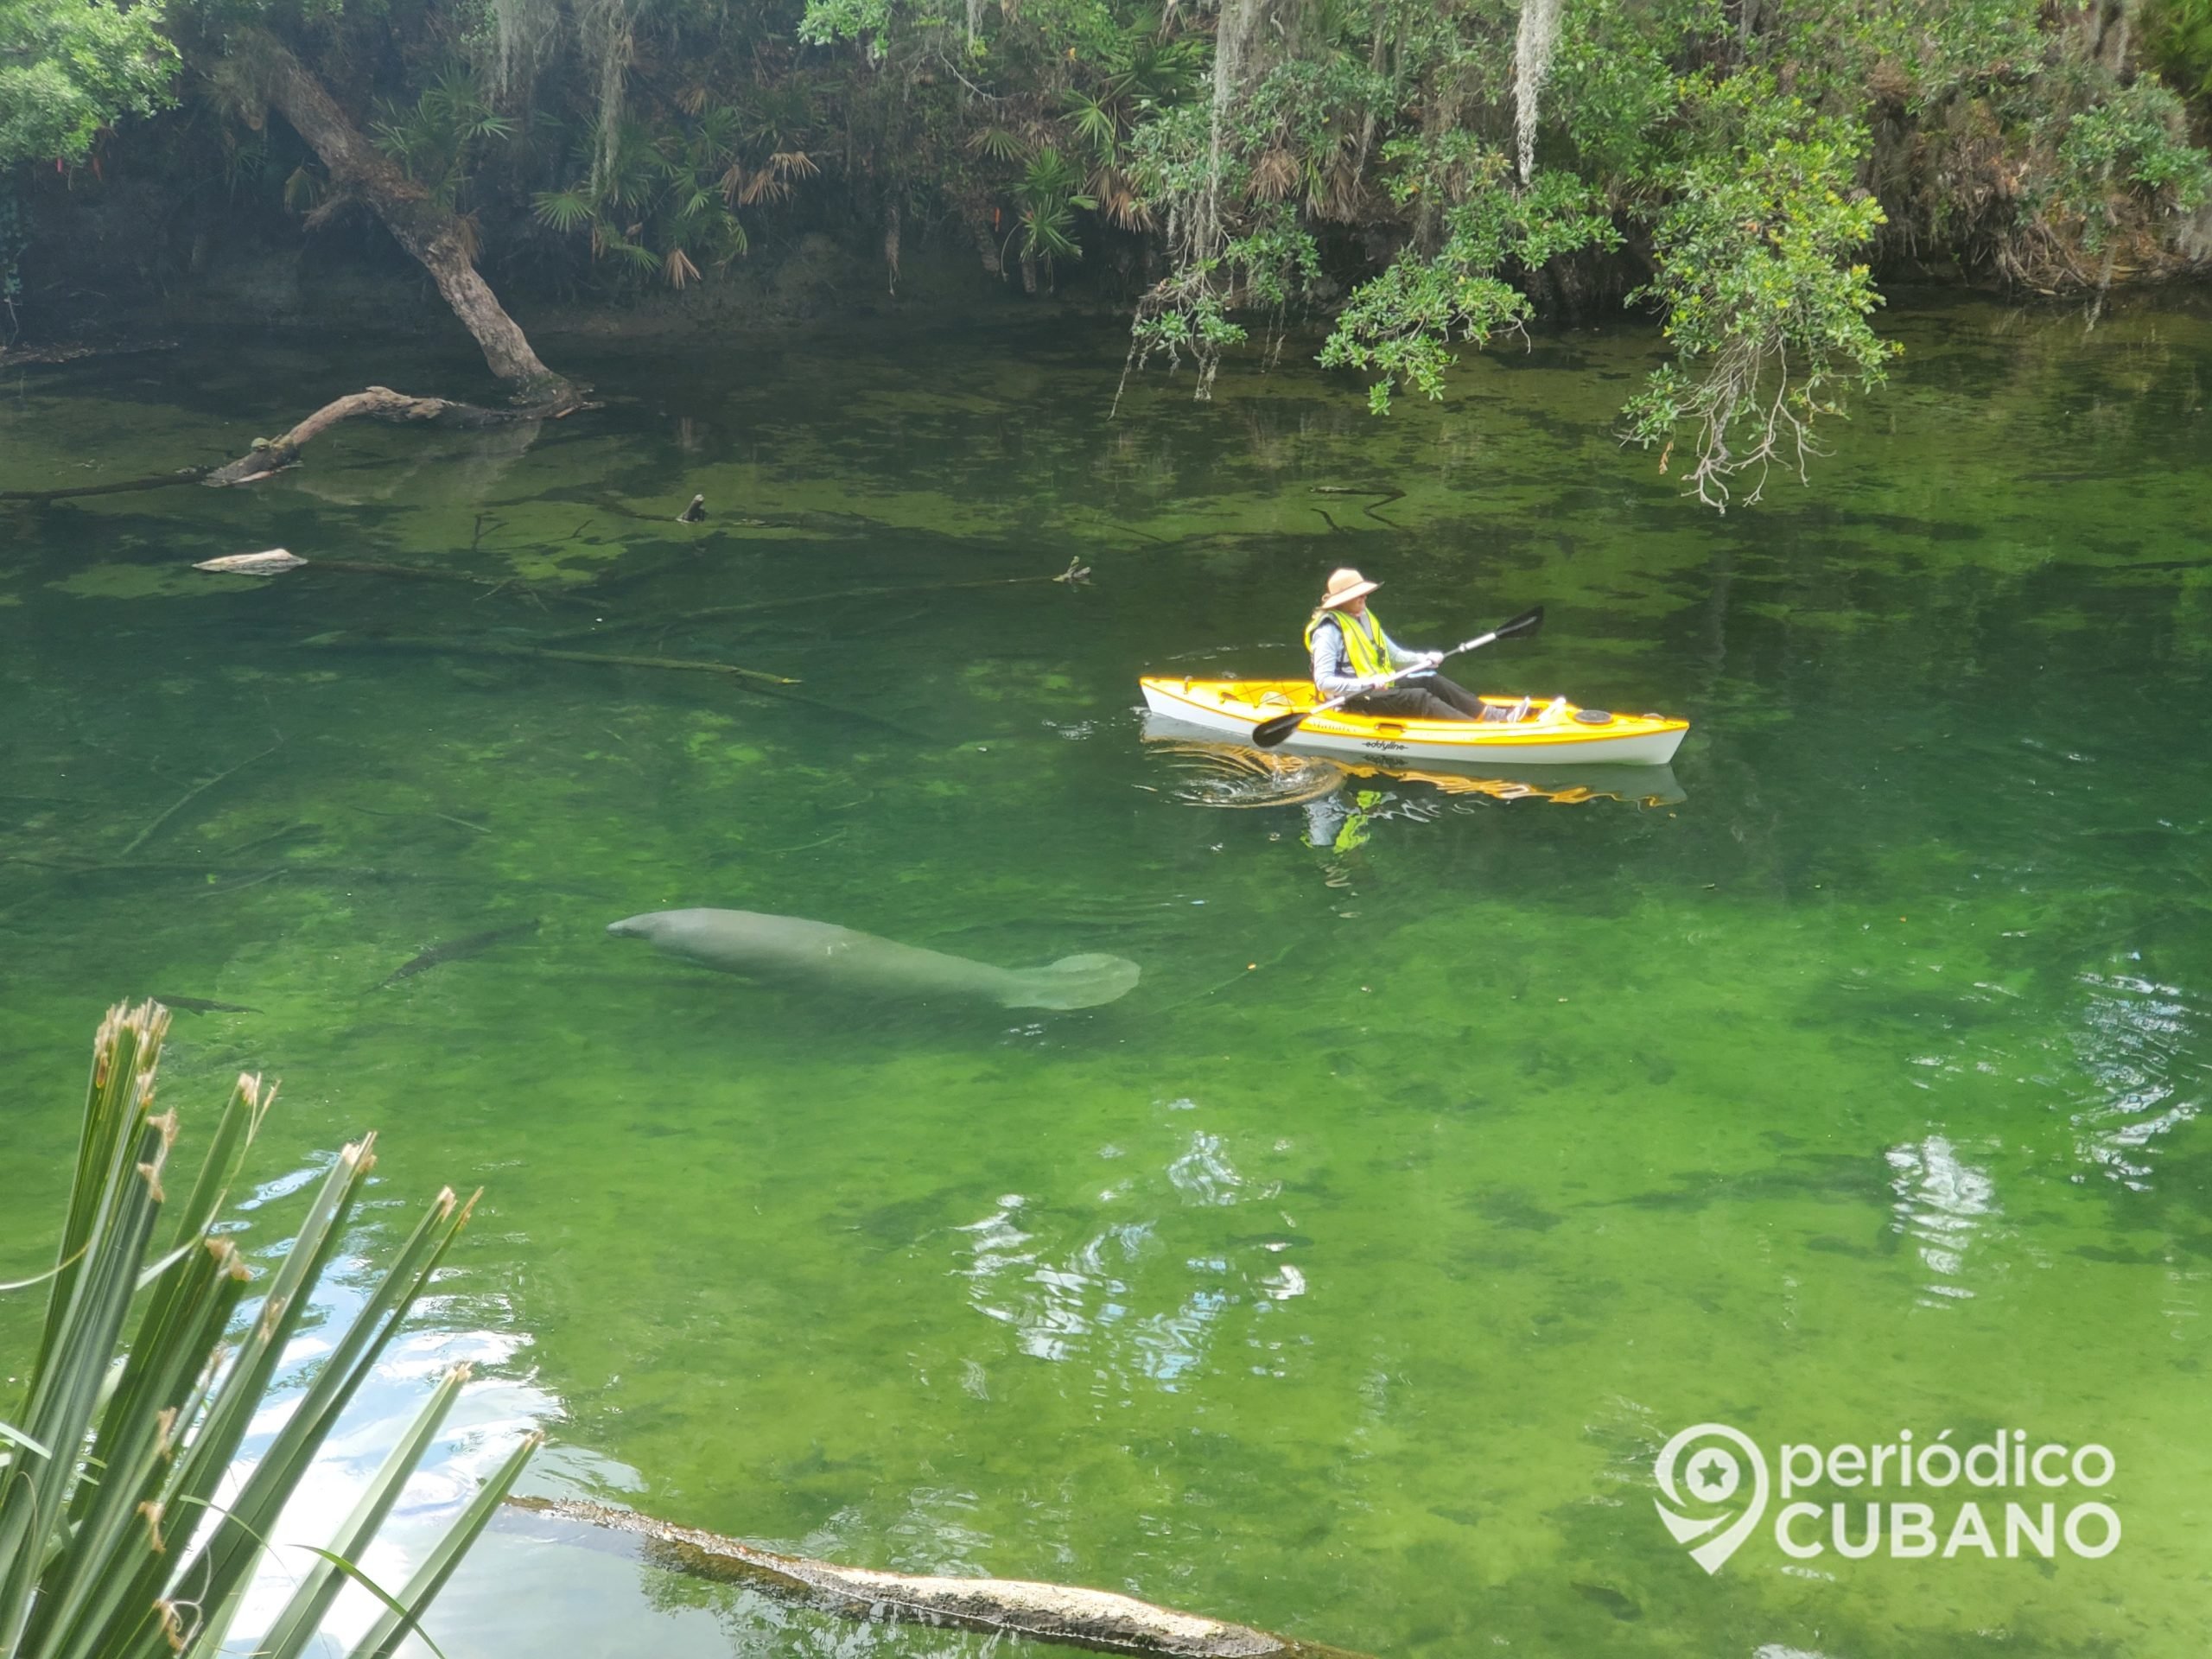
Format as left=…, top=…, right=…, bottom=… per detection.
left=1344, top=673, right=1485, bottom=721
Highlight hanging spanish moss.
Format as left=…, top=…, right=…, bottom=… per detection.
left=579, top=0, right=639, bottom=195
left=1117, top=0, right=1273, bottom=410
left=489, top=0, right=563, bottom=105
left=1198, top=0, right=1263, bottom=268
left=1511, top=0, right=1564, bottom=184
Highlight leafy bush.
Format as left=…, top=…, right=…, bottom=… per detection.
left=0, top=0, right=177, bottom=168
left=1621, top=72, right=1897, bottom=509
left=2057, top=79, right=2212, bottom=245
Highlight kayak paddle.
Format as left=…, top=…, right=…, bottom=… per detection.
left=1251, top=604, right=1545, bottom=749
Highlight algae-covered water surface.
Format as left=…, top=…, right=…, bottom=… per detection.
left=3, top=297, right=2210, bottom=1657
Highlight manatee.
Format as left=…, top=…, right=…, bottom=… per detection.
left=606, top=907, right=1140, bottom=1010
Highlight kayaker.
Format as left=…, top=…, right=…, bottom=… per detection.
left=1306, top=568, right=1485, bottom=720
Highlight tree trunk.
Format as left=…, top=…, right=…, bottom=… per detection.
left=238, top=31, right=579, bottom=406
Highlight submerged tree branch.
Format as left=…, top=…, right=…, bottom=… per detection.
left=4, top=390, right=585, bottom=502
left=502, top=1497, right=1372, bottom=1659
left=0, top=468, right=214, bottom=504
left=303, top=634, right=799, bottom=687
left=203, top=385, right=585, bottom=486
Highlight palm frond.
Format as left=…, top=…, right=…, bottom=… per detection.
left=533, top=188, right=594, bottom=232
left=967, top=125, right=1027, bottom=162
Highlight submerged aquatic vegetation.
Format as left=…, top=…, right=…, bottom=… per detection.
left=0, top=1001, right=537, bottom=1659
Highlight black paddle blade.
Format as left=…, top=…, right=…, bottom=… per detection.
left=1494, top=604, right=1544, bottom=639
left=1250, top=709, right=1308, bottom=748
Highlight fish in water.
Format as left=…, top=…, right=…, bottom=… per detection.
left=606, top=907, right=1140, bottom=1010
left=153, top=994, right=263, bottom=1016
left=378, top=919, right=540, bottom=988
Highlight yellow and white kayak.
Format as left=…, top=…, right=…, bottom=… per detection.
left=1138, top=677, right=1689, bottom=766
left=1141, top=720, right=1688, bottom=806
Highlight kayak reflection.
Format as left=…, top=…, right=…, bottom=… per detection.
left=1140, top=714, right=1686, bottom=841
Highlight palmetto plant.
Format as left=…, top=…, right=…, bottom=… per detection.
left=533, top=102, right=816, bottom=287
left=373, top=60, right=514, bottom=213
left=0, top=1001, right=538, bottom=1659
left=1011, top=147, right=1093, bottom=266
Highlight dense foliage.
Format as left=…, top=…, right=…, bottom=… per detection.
left=0, top=0, right=177, bottom=170
left=10, top=0, right=2212, bottom=501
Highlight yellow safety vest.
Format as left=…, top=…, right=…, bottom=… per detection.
left=1305, top=607, right=1392, bottom=681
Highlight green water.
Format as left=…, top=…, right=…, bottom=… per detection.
left=4, top=296, right=2211, bottom=1657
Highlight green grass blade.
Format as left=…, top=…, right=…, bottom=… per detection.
left=168, top=1183, right=472, bottom=1659
left=161, top=1139, right=378, bottom=1513
left=250, top=1364, right=469, bottom=1659
left=0, top=1244, right=87, bottom=1294
left=162, top=1071, right=274, bottom=1255
left=295, top=1548, right=452, bottom=1659
left=0, top=1420, right=54, bottom=1460
left=0, top=1100, right=172, bottom=1656
left=68, top=1140, right=378, bottom=1659
left=346, top=1430, right=541, bottom=1659
left=30, top=1239, right=249, bottom=1659
left=8, top=1007, right=510, bottom=1659
left=24, top=1002, right=168, bottom=1394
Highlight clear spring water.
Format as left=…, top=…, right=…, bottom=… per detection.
left=3, top=294, right=2209, bottom=1656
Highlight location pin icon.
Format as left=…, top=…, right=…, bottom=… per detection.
left=1653, top=1422, right=1770, bottom=1574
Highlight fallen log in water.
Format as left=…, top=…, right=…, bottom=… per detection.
left=204, top=385, right=587, bottom=486
left=501, top=1497, right=1370, bottom=1658
left=3, top=389, right=589, bottom=504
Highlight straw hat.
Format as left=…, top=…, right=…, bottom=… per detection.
left=1319, top=568, right=1381, bottom=609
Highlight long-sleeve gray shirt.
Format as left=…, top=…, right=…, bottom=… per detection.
left=1308, top=611, right=1423, bottom=698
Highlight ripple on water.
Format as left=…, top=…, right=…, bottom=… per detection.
left=2070, top=969, right=2205, bottom=1191
left=1887, top=1135, right=2000, bottom=1306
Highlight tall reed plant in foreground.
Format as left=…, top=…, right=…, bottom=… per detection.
left=0, top=1000, right=538, bottom=1659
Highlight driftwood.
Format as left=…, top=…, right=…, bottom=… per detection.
left=501, top=1497, right=1370, bottom=1659
left=203, top=386, right=582, bottom=486
left=196, top=550, right=308, bottom=575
